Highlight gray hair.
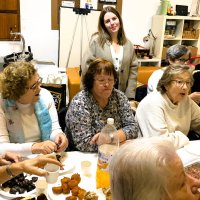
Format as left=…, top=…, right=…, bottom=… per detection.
left=157, top=64, right=194, bottom=94
left=167, top=44, right=191, bottom=62
left=109, top=137, right=177, bottom=200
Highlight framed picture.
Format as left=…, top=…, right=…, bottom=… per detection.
left=99, top=0, right=117, bottom=3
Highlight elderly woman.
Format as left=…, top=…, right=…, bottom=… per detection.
left=66, top=58, right=138, bottom=152
left=147, top=44, right=200, bottom=104
left=0, top=62, right=68, bottom=155
left=109, top=137, right=200, bottom=200
left=81, top=6, right=138, bottom=99
left=136, top=64, right=200, bottom=149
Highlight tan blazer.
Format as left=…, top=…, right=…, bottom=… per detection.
left=81, top=35, right=138, bottom=98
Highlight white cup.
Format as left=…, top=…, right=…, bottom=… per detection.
left=44, top=163, right=60, bottom=184
left=35, top=179, right=48, bottom=195
left=81, top=160, right=92, bottom=177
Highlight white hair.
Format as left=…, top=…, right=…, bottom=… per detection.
left=109, top=137, right=177, bottom=200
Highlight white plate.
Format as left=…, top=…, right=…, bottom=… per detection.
left=0, top=175, right=36, bottom=198
left=59, top=157, right=75, bottom=174
left=0, top=189, right=36, bottom=198
left=55, top=152, right=75, bottom=174
left=47, top=175, right=96, bottom=200
left=184, top=140, right=200, bottom=156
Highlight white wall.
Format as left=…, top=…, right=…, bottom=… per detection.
left=122, top=0, right=192, bottom=45
left=0, top=0, right=59, bottom=64
left=0, top=0, right=192, bottom=65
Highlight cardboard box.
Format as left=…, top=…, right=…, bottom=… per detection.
left=162, top=47, right=168, bottom=60
left=187, top=46, right=198, bottom=57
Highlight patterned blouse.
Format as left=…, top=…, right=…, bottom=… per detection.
left=65, top=88, right=138, bottom=152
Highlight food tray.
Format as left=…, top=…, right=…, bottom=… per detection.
left=185, top=159, right=200, bottom=179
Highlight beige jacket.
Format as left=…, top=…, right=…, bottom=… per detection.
left=81, top=35, right=138, bottom=98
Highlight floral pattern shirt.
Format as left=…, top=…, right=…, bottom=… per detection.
left=65, top=88, right=138, bottom=152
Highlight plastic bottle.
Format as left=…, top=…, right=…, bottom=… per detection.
left=96, top=118, right=119, bottom=189
left=160, top=0, right=169, bottom=15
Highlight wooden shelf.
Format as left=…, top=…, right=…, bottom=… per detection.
left=151, top=15, right=200, bottom=65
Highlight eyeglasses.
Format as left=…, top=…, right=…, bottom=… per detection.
left=175, top=58, right=190, bottom=63
left=95, top=78, right=115, bottom=86
left=171, top=79, right=192, bottom=88
left=26, top=77, right=43, bottom=90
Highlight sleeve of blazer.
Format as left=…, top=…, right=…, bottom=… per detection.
left=124, top=41, right=138, bottom=99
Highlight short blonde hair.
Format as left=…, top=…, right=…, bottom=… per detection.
left=0, top=61, right=36, bottom=100
left=109, top=137, right=177, bottom=200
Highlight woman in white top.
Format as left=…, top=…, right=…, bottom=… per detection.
left=147, top=44, right=200, bottom=104
left=81, top=6, right=138, bottom=99
left=0, top=62, right=68, bottom=155
left=136, top=64, right=200, bottom=149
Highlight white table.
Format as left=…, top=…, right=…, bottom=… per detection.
left=47, top=151, right=104, bottom=200
left=1, top=141, right=200, bottom=200
left=0, top=151, right=104, bottom=200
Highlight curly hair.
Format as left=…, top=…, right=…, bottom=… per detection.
left=157, top=64, right=194, bottom=94
left=83, top=58, right=118, bottom=91
left=97, top=6, right=127, bottom=47
left=0, top=61, right=36, bottom=100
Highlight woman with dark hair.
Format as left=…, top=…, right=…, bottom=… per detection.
left=136, top=64, right=200, bottom=149
left=81, top=6, right=138, bottom=99
left=66, top=58, right=138, bottom=152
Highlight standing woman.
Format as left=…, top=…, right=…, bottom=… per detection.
left=81, top=6, right=138, bottom=99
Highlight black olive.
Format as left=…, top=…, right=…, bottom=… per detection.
left=37, top=193, right=48, bottom=200
left=10, top=187, right=17, bottom=194
left=31, top=184, right=36, bottom=190
left=32, top=177, right=38, bottom=182
left=27, top=185, right=33, bottom=192
left=1, top=182, right=9, bottom=188
left=18, top=176, right=25, bottom=181
left=8, top=181, right=16, bottom=188
left=18, top=187, right=25, bottom=194
left=24, top=179, right=30, bottom=185
left=56, top=154, right=61, bottom=162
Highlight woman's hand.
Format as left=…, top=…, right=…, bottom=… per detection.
left=54, top=133, right=68, bottom=152
left=188, top=174, right=200, bottom=194
left=17, top=154, right=63, bottom=176
left=90, top=133, right=111, bottom=145
left=31, top=140, right=57, bottom=154
left=90, top=133, right=100, bottom=145
left=0, top=152, right=23, bottom=165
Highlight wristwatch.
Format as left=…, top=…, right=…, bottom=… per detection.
left=109, top=133, right=114, bottom=144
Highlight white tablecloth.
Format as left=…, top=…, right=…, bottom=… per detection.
left=1, top=141, right=200, bottom=200
left=0, top=151, right=104, bottom=200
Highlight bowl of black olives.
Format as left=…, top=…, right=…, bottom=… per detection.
left=0, top=173, right=38, bottom=198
